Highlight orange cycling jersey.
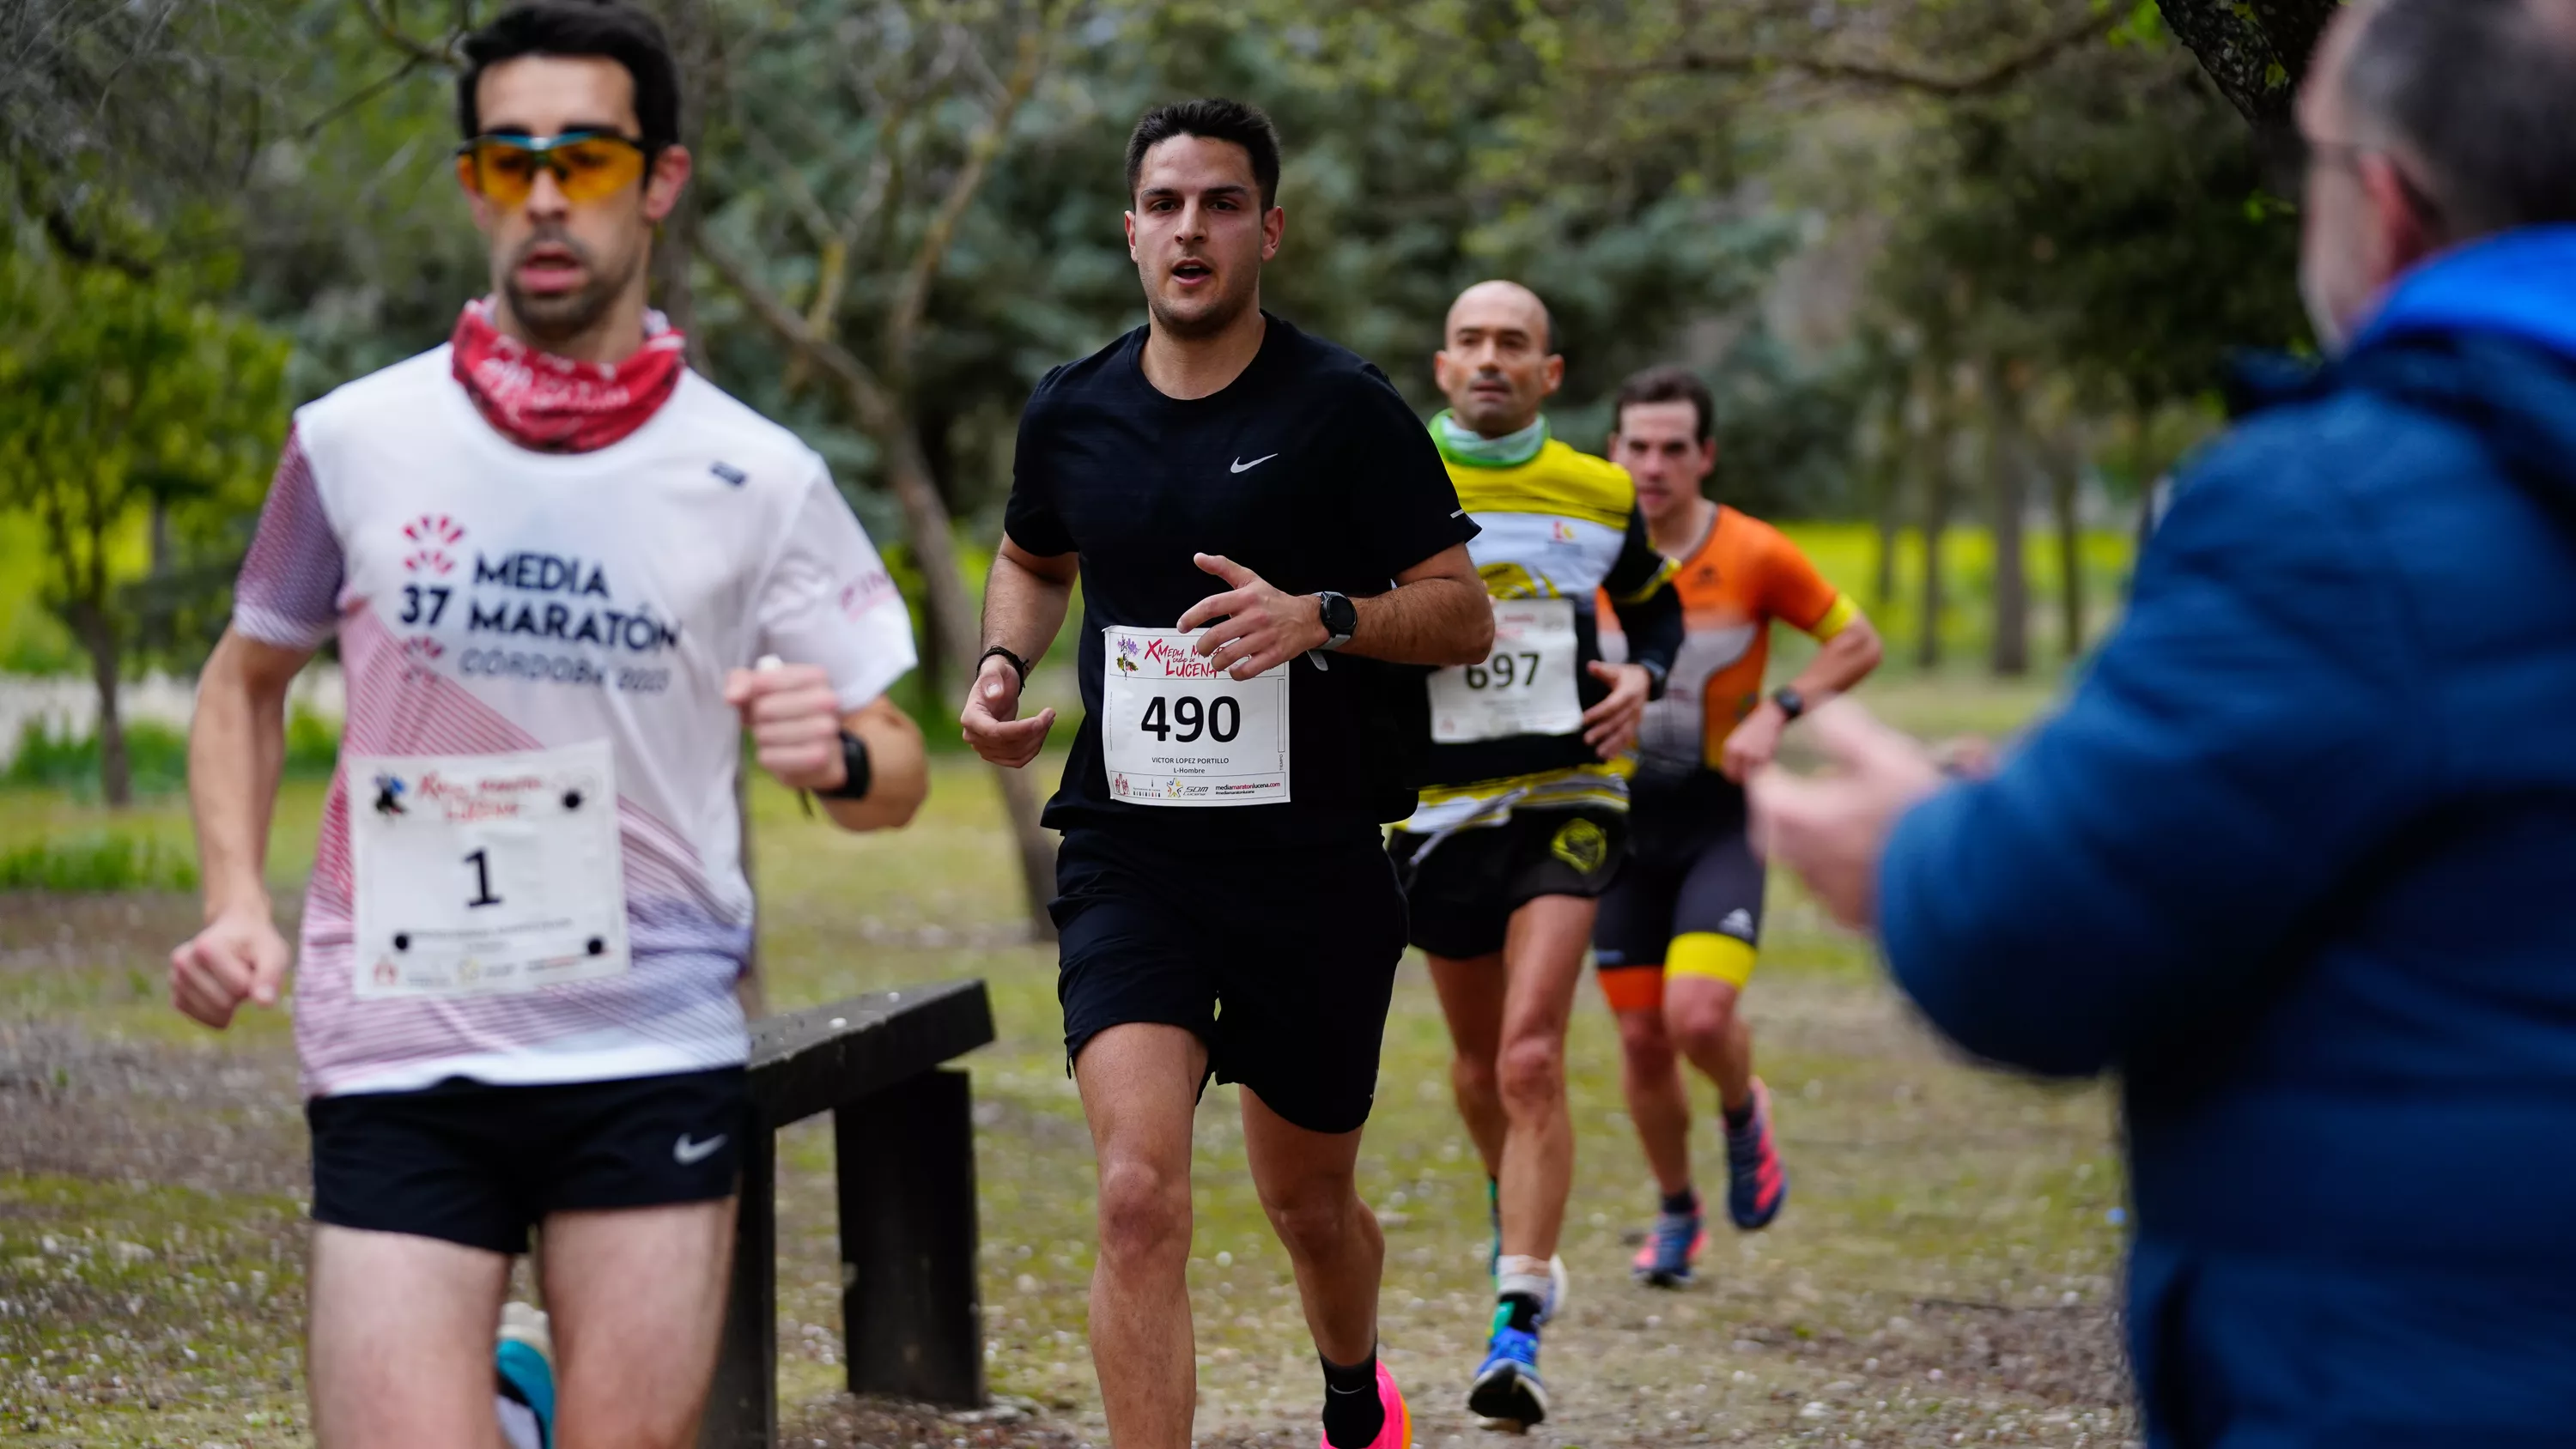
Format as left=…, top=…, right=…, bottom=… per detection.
left=1600, top=506, right=1855, bottom=773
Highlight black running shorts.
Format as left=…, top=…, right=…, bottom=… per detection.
left=1592, top=772, right=1765, bottom=1006
left=306, top=1065, right=750, bottom=1255
left=1386, top=805, right=1629, bottom=961
left=1052, top=828, right=1409, bottom=1136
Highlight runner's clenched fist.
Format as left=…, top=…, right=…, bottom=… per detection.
left=726, top=661, right=849, bottom=791
left=1178, top=553, right=1329, bottom=678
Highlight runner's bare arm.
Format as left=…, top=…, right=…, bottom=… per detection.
left=725, top=667, right=926, bottom=830
left=1722, top=610, right=1886, bottom=784
left=962, top=537, right=1077, bottom=767
left=173, top=627, right=309, bottom=1028
left=1184, top=542, right=1492, bottom=677
left=823, top=696, right=928, bottom=831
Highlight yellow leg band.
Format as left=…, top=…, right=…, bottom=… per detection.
left=1667, top=932, right=1758, bottom=989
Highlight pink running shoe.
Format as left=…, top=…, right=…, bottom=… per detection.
left=1321, top=1360, right=1411, bottom=1449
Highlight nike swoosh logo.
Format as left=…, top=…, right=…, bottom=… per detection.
left=1230, top=453, right=1279, bottom=474
left=1327, top=1385, right=1370, bottom=1395
left=673, top=1133, right=727, bottom=1166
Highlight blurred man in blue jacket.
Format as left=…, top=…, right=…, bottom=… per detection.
left=1753, top=1, right=2576, bottom=1443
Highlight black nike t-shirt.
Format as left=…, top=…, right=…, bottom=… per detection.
left=1005, top=314, right=1478, bottom=846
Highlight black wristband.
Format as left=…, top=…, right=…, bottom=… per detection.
left=816, top=729, right=872, bottom=801
left=978, top=646, right=1031, bottom=685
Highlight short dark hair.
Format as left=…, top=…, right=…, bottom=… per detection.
left=458, top=0, right=683, bottom=153
left=2342, top=0, right=2576, bottom=240
left=1613, top=366, right=1716, bottom=445
left=1125, top=99, right=1283, bottom=210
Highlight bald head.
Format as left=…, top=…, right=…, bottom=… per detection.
left=1446, top=280, right=1553, bottom=355
left=1435, top=280, right=1564, bottom=438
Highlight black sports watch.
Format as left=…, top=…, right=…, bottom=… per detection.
left=815, top=728, right=874, bottom=801
left=1314, top=591, right=1358, bottom=652
left=1771, top=686, right=1807, bottom=723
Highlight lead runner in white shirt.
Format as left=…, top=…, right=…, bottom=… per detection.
left=167, top=20, right=927, bottom=1449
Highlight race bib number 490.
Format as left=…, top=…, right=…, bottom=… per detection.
left=347, top=739, right=630, bottom=998
left=1100, top=627, right=1290, bottom=807
left=1429, top=597, right=1583, bottom=743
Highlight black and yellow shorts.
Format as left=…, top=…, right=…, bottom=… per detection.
left=1387, top=806, right=1628, bottom=961
left=1591, top=772, right=1765, bottom=1012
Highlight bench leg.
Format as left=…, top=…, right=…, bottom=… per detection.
left=698, top=1126, right=777, bottom=1449
left=835, top=1068, right=984, bottom=1408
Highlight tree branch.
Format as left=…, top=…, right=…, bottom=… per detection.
left=1592, top=5, right=2123, bottom=96
left=701, top=235, right=906, bottom=440
left=358, top=0, right=458, bottom=68
left=884, top=10, right=1054, bottom=377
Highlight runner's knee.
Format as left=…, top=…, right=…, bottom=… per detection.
left=1614, top=1009, right=1679, bottom=1077
left=1259, top=1179, right=1365, bottom=1263
left=1450, top=1047, right=1501, bottom=1106
left=1095, top=1156, right=1191, bottom=1266
left=1665, top=986, right=1743, bottom=1060
left=1495, top=1031, right=1565, bottom=1113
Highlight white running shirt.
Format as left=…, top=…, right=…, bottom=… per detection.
left=233, top=346, right=916, bottom=1097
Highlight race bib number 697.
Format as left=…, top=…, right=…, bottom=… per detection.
left=1100, top=627, right=1291, bottom=807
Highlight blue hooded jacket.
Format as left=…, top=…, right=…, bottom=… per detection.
left=1878, top=228, right=2576, bottom=1444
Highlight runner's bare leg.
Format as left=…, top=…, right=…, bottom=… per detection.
left=1426, top=953, right=1508, bottom=1178
left=1240, top=1088, right=1381, bottom=1365
left=1491, top=894, right=1596, bottom=1260
left=1614, top=1005, right=1697, bottom=1197
left=541, top=1198, right=738, bottom=1449
left=307, top=1226, right=513, bottom=1449
left=1075, top=1022, right=1209, bottom=1449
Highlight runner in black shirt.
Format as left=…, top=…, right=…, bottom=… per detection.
left=963, top=100, right=1490, bottom=1449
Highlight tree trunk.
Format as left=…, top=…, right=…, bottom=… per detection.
left=2050, top=435, right=2085, bottom=663
left=1917, top=362, right=1953, bottom=671
left=2154, top=0, right=2339, bottom=182
left=75, top=607, right=131, bottom=808
left=1869, top=391, right=1901, bottom=612
left=880, top=433, right=1057, bottom=943
left=1983, top=358, right=2030, bottom=678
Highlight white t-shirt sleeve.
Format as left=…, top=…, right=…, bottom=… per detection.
left=232, top=426, right=345, bottom=650
left=756, top=467, right=918, bottom=712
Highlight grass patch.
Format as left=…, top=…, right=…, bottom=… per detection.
left=0, top=835, right=197, bottom=893
left=0, top=674, right=2133, bottom=1445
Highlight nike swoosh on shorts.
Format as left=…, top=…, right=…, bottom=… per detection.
left=673, top=1134, right=726, bottom=1166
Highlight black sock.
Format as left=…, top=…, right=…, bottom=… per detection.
left=1500, top=1290, right=1544, bottom=1334
left=1723, top=1097, right=1755, bottom=1132
left=1321, top=1350, right=1384, bottom=1448
left=1661, top=1185, right=1699, bottom=1216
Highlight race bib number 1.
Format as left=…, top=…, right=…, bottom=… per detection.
left=348, top=739, right=630, bottom=999
left=1429, top=597, right=1583, bottom=743
left=1100, top=627, right=1291, bottom=806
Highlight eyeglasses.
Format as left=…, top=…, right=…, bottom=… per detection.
left=453, top=131, right=649, bottom=209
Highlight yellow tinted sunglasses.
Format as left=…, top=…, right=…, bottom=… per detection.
left=453, top=131, right=648, bottom=209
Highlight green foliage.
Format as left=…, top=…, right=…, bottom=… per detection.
left=0, top=834, right=198, bottom=892
left=1874, top=18, right=2308, bottom=406
left=0, top=245, right=293, bottom=672
left=3, top=709, right=338, bottom=798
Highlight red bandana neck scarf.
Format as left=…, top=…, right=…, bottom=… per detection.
left=449, top=297, right=689, bottom=453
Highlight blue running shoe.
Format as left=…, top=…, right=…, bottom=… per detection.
left=1725, top=1078, right=1788, bottom=1232
left=1467, top=1325, right=1547, bottom=1428
left=495, top=1303, right=556, bottom=1449
left=1630, top=1200, right=1707, bottom=1288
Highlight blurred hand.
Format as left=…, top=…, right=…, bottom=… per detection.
left=1719, top=701, right=1789, bottom=784
left=1747, top=698, right=1946, bottom=931
left=1930, top=734, right=2001, bottom=779
left=170, top=906, right=289, bottom=1029
left=1177, top=554, right=1327, bottom=679
left=960, top=654, right=1054, bottom=768
left=726, top=661, right=847, bottom=791
left=1581, top=660, right=1651, bottom=760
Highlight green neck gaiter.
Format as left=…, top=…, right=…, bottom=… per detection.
left=1431, top=409, right=1549, bottom=469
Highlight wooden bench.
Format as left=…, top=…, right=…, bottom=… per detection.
left=698, top=979, right=998, bottom=1449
